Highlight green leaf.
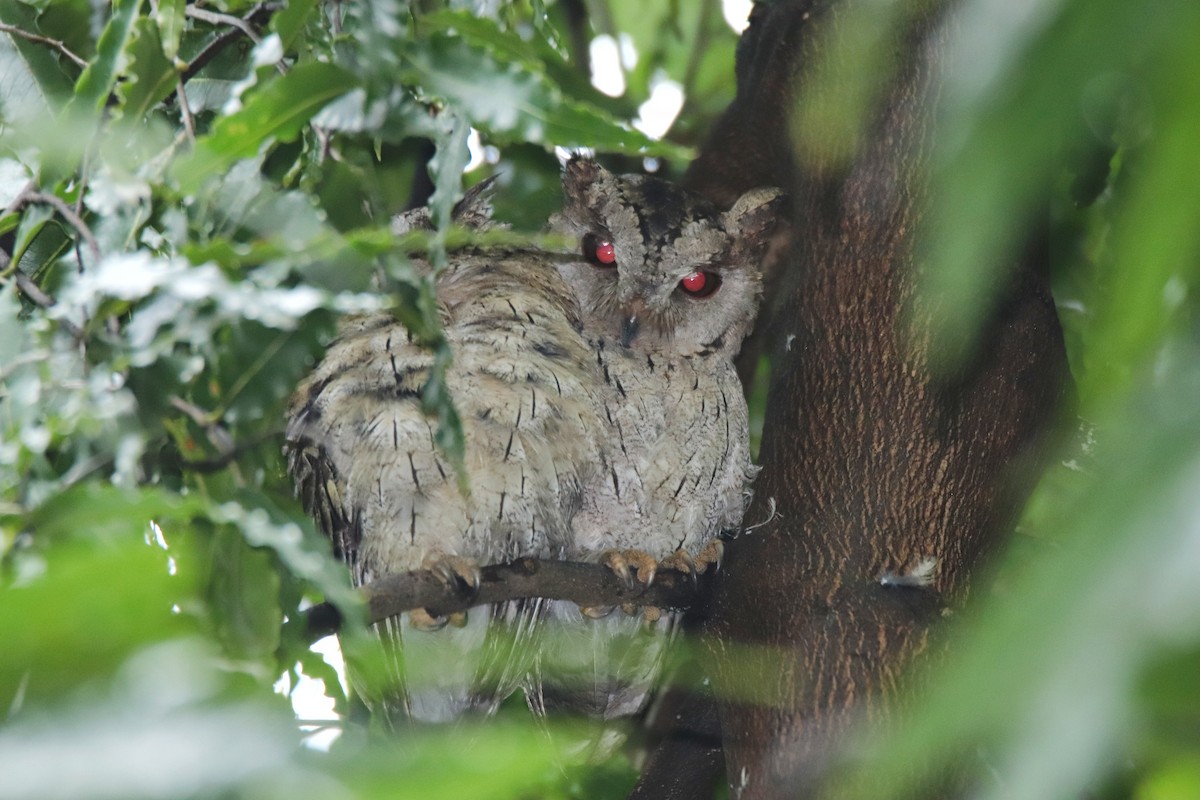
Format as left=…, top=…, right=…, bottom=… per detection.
left=207, top=526, right=282, bottom=662
left=114, top=18, right=178, bottom=120
left=1079, top=34, right=1200, bottom=410
left=0, top=678, right=302, bottom=799
left=426, top=108, right=469, bottom=267
left=216, top=490, right=358, bottom=613
left=271, top=0, right=318, bottom=53
left=419, top=10, right=632, bottom=120
left=0, top=535, right=194, bottom=701
left=154, top=0, right=185, bottom=61
left=397, top=32, right=690, bottom=159
left=66, top=0, right=140, bottom=115
left=918, top=0, right=1199, bottom=371
left=30, top=483, right=207, bottom=543
left=0, top=1, right=76, bottom=122
left=10, top=202, right=53, bottom=266
left=172, top=62, right=358, bottom=193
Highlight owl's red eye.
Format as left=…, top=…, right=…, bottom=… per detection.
left=583, top=233, right=617, bottom=267
left=679, top=271, right=721, bottom=298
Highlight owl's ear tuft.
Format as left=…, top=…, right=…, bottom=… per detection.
left=562, top=156, right=612, bottom=201
left=724, top=187, right=786, bottom=256
left=452, top=175, right=500, bottom=230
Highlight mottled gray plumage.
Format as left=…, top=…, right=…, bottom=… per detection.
left=286, top=184, right=604, bottom=723
left=286, top=162, right=779, bottom=731
left=531, top=158, right=783, bottom=723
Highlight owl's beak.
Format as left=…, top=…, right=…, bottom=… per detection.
left=619, top=299, right=646, bottom=347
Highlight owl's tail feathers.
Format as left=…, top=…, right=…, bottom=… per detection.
left=525, top=599, right=678, bottom=725
left=363, top=599, right=538, bottom=727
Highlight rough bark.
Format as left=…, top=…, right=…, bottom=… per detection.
left=635, top=1, right=1072, bottom=797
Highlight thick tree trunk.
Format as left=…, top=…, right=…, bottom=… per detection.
left=649, top=1, right=1072, bottom=797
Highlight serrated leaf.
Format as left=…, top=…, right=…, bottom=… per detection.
left=426, top=108, right=469, bottom=267
left=66, top=0, right=139, bottom=115
left=0, top=1, right=76, bottom=122
left=172, top=62, right=358, bottom=193
left=11, top=202, right=53, bottom=265
left=216, top=490, right=358, bottom=613
left=271, top=0, right=318, bottom=52
left=419, top=10, right=631, bottom=119
left=208, top=526, right=282, bottom=661
left=397, top=32, right=690, bottom=159
left=115, top=18, right=178, bottom=120
left=154, top=0, right=185, bottom=61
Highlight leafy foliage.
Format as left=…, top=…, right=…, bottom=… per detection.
left=0, top=1, right=716, bottom=797
left=801, top=2, right=1200, bottom=798
left=2, top=0, right=1199, bottom=799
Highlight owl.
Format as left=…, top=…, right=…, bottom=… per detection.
left=285, top=182, right=605, bottom=724
left=529, top=158, right=783, bottom=724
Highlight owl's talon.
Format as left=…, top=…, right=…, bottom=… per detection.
left=598, top=549, right=634, bottom=589
left=410, top=608, right=448, bottom=631
left=696, top=538, right=725, bottom=573
left=659, top=549, right=699, bottom=586
left=422, top=553, right=482, bottom=599
left=599, top=548, right=658, bottom=588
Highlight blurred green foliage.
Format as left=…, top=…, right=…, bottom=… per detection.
left=1, top=0, right=1198, bottom=798
left=0, top=0, right=726, bottom=797
left=802, top=2, right=1200, bottom=799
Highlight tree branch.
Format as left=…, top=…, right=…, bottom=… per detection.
left=4, top=189, right=101, bottom=266
left=0, top=21, right=88, bottom=69
left=304, top=558, right=706, bottom=639
left=181, top=2, right=279, bottom=82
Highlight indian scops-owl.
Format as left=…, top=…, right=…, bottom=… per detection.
left=530, top=157, right=783, bottom=722
left=285, top=183, right=605, bottom=723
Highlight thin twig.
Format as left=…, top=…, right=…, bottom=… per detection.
left=181, top=2, right=278, bottom=82
left=3, top=271, right=85, bottom=339
left=186, top=5, right=262, bottom=44
left=175, top=76, right=196, bottom=141
left=0, top=22, right=89, bottom=69
left=0, top=349, right=51, bottom=383
left=7, top=190, right=101, bottom=266
left=178, top=429, right=282, bottom=473
left=169, top=394, right=218, bottom=427
left=305, top=558, right=709, bottom=639
left=10, top=270, right=55, bottom=309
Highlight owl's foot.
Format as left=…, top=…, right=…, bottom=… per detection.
left=599, top=548, right=659, bottom=589
left=578, top=549, right=657, bottom=619
left=422, top=553, right=482, bottom=596
left=410, top=554, right=481, bottom=631
left=659, top=539, right=725, bottom=583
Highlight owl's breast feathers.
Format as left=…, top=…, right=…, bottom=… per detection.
left=285, top=249, right=604, bottom=584
left=573, top=343, right=753, bottom=557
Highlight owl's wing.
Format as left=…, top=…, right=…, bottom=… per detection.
left=285, top=433, right=361, bottom=566
left=285, top=249, right=605, bottom=724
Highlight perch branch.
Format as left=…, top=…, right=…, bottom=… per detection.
left=304, top=558, right=706, bottom=639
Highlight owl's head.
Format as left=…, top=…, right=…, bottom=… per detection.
left=551, top=157, right=782, bottom=358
